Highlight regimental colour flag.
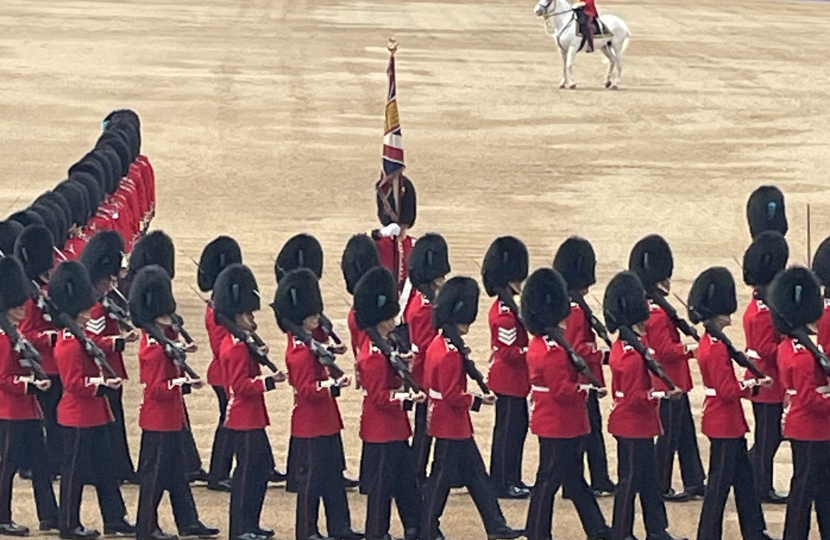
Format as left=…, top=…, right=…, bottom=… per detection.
left=376, top=38, right=405, bottom=221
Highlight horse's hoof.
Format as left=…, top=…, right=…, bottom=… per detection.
left=569, top=83, right=577, bottom=89
left=610, top=84, right=618, bottom=90
left=559, top=82, right=567, bottom=89
left=605, top=80, right=612, bottom=88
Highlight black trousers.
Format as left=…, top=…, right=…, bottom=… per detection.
left=208, top=385, right=234, bottom=485
left=422, top=437, right=508, bottom=540
left=412, top=402, right=432, bottom=488
left=0, top=419, right=59, bottom=524
left=182, top=407, right=203, bottom=476
left=749, top=402, right=784, bottom=497
left=697, top=437, right=766, bottom=540
left=579, top=390, right=612, bottom=488
left=655, top=394, right=705, bottom=493
left=359, top=441, right=421, bottom=540
left=525, top=437, right=607, bottom=540
left=35, top=375, right=63, bottom=477
left=489, top=394, right=528, bottom=492
left=229, top=429, right=272, bottom=539
left=60, top=425, right=128, bottom=533
left=613, top=436, right=669, bottom=538
left=105, top=386, right=136, bottom=482
left=137, top=430, right=200, bottom=539
left=294, top=434, right=352, bottom=540
left=784, top=439, right=830, bottom=540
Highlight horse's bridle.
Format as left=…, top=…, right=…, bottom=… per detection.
left=540, top=0, right=577, bottom=19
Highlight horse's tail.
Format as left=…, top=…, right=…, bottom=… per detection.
left=620, top=33, right=631, bottom=55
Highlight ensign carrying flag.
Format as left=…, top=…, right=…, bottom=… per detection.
left=377, top=38, right=405, bottom=222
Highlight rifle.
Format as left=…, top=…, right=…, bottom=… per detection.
left=318, top=313, right=344, bottom=347
left=170, top=313, right=195, bottom=344
left=547, top=326, right=604, bottom=389
left=138, top=322, right=200, bottom=380
left=279, top=316, right=346, bottom=381
left=570, top=291, right=613, bottom=349
left=101, top=294, right=134, bottom=332
left=0, top=313, right=48, bottom=380
left=441, top=324, right=490, bottom=395
left=648, top=289, right=700, bottom=342
left=703, top=321, right=766, bottom=379
left=34, top=282, right=119, bottom=379
left=616, top=324, right=677, bottom=391
left=364, top=326, right=421, bottom=393
left=790, top=328, right=830, bottom=378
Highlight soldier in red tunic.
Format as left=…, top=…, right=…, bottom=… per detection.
left=215, top=263, right=283, bottom=540
left=0, top=255, right=59, bottom=535
left=340, top=234, right=382, bottom=366
left=768, top=267, right=830, bottom=540
left=603, top=271, right=686, bottom=540
left=14, top=225, right=64, bottom=479
left=353, top=266, right=422, bottom=540
left=481, top=236, right=530, bottom=500
left=371, top=177, right=416, bottom=295
left=742, top=231, right=790, bottom=504
left=813, top=235, right=830, bottom=356
left=746, top=186, right=788, bottom=240
left=197, top=236, right=244, bottom=493
left=629, top=235, right=705, bottom=502
left=404, top=233, right=450, bottom=487
left=521, top=268, right=613, bottom=540
left=129, top=266, right=218, bottom=540
left=687, top=267, right=776, bottom=540
left=572, top=0, right=599, bottom=52
left=50, top=261, right=134, bottom=539
left=275, top=269, right=361, bottom=540
left=554, top=236, right=615, bottom=496
left=81, top=231, right=140, bottom=485
left=421, top=276, right=521, bottom=540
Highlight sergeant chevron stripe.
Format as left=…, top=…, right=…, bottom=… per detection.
left=498, top=326, right=517, bottom=346
left=86, top=316, right=107, bottom=335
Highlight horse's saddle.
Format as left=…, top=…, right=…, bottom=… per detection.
left=574, top=11, right=613, bottom=38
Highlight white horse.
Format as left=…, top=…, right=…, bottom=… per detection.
left=534, top=0, right=631, bottom=89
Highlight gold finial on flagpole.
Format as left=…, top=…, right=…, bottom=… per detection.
left=387, top=37, right=398, bottom=56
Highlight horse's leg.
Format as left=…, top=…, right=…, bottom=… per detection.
left=600, top=46, right=615, bottom=88
left=566, top=46, right=578, bottom=89
left=559, top=49, right=569, bottom=89
left=612, top=38, right=626, bottom=88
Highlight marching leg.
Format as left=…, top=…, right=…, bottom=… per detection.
left=637, top=439, right=670, bottom=537
left=208, top=386, right=233, bottom=490
left=559, top=438, right=609, bottom=538
left=392, top=442, right=421, bottom=540
left=814, top=443, right=830, bottom=540
left=750, top=402, right=785, bottom=502
left=0, top=420, right=20, bottom=529
left=106, top=387, right=137, bottom=483
left=511, top=396, right=529, bottom=490
left=36, top=376, right=64, bottom=478
left=182, top=409, right=206, bottom=482
left=696, top=438, right=734, bottom=540
left=677, top=394, right=705, bottom=494
left=461, top=439, right=510, bottom=535
left=585, top=390, right=613, bottom=492
left=136, top=431, right=167, bottom=540
left=655, top=399, right=680, bottom=497
left=421, top=440, right=455, bottom=540
left=295, top=437, right=323, bottom=540
left=612, top=437, right=637, bottom=539
left=731, top=439, right=767, bottom=540
left=60, top=428, right=89, bottom=535
left=92, top=426, right=131, bottom=533
left=489, top=395, right=509, bottom=494
left=322, top=435, right=354, bottom=538
left=412, top=403, right=432, bottom=488
left=524, top=438, right=558, bottom=540
left=784, top=440, right=816, bottom=540
left=23, top=420, right=59, bottom=526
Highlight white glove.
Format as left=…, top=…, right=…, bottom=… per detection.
left=380, top=223, right=401, bottom=238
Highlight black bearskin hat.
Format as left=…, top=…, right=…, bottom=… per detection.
left=70, top=172, right=104, bottom=209
left=687, top=267, right=737, bottom=324
left=80, top=231, right=125, bottom=285
left=68, top=153, right=109, bottom=194
left=198, top=236, right=243, bottom=292
left=769, top=266, right=823, bottom=334
left=481, top=236, right=529, bottom=297
left=408, top=233, right=450, bottom=288
left=103, top=109, right=141, bottom=131
left=97, top=132, right=132, bottom=177
left=213, top=264, right=261, bottom=319
left=129, top=265, right=177, bottom=327
left=50, top=261, right=97, bottom=320
left=0, top=256, right=33, bottom=311
left=30, top=203, right=66, bottom=250
left=354, top=266, right=399, bottom=329
left=94, top=147, right=122, bottom=194
left=813, top=236, right=830, bottom=292
left=14, top=225, right=55, bottom=280
left=275, top=234, right=323, bottom=283
left=35, top=192, right=71, bottom=235
left=106, top=120, right=141, bottom=159
left=53, top=181, right=89, bottom=227
left=553, top=236, right=597, bottom=291
left=341, top=234, right=381, bottom=296
left=0, top=221, right=23, bottom=258
left=628, top=234, right=673, bottom=289
left=7, top=210, right=44, bottom=230
left=377, top=177, right=417, bottom=228
left=520, top=268, right=571, bottom=336
left=130, top=230, right=175, bottom=278
left=747, top=185, right=787, bottom=239
left=742, top=231, right=789, bottom=287
left=273, top=268, right=324, bottom=331
left=432, top=276, right=479, bottom=328
left=603, top=271, right=651, bottom=333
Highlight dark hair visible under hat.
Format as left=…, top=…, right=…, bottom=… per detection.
left=521, top=268, right=571, bottom=336
left=273, top=268, right=324, bottom=332
left=354, top=266, right=399, bottom=329
left=687, top=267, right=737, bottom=324
left=481, top=236, right=529, bottom=297
left=81, top=230, right=125, bottom=285
left=275, top=233, right=323, bottom=283
left=769, top=266, right=823, bottom=334
left=198, top=236, right=243, bottom=292
left=213, top=263, right=261, bottom=319
left=553, top=236, right=597, bottom=291
left=50, top=261, right=97, bottom=320
left=747, top=185, right=787, bottom=239
left=129, top=265, right=177, bottom=327
left=743, top=231, right=789, bottom=287
left=408, top=233, right=450, bottom=288
left=130, top=230, right=175, bottom=278
left=603, top=271, right=650, bottom=333
left=0, top=256, right=33, bottom=311
left=628, top=234, right=673, bottom=289
left=341, top=234, right=381, bottom=296
left=14, top=225, right=55, bottom=280
left=432, top=276, right=479, bottom=328
left=377, top=176, right=417, bottom=228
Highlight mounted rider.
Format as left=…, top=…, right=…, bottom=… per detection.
left=572, top=0, right=610, bottom=53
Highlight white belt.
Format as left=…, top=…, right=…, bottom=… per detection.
left=531, top=385, right=550, bottom=393
left=787, top=389, right=797, bottom=396
left=428, top=389, right=443, bottom=400
left=614, top=391, right=625, bottom=398
left=704, top=388, right=717, bottom=397
left=411, top=344, right=420, bottom=353
left=818, top=385, right=830, bottom=394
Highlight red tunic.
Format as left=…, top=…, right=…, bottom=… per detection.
left=374, top=235, right=413, bottom=294
left=425, top=334, right=475, bottom=440
left=205, top=303, right=230, bottom=387
left=138, top=332, right=187, bottom=431
left=136, top=155, right=156, bottom=220
left=357, top=340, right=412, bottom=443
left=582, top=0, right=598, bottom=17
left=19, top=294, right=58, bottom=375
left=0, top=332, right=43, bottom=420
left=86, top=301, right=128, bottom=379
left=61, top=234, right=89, bottom=261
left=607, top=339, right=662, bottom=438
left=697, top=333, right=750, bottom=438
left=528, top=335, right=590, bottom=439
left=55, top=329, right=114, bottom=428
left=486, top=300, right=529, bottom=397
left=222, top=335, right=271, bottom=430
left=285, top=334, right=343, bottom=438
left=348, top=307, right=368, bottom=359
left=779, top=338, right=830, bottom=441
left=404, top=292, right=436, bottom=388
left=816, top=299, right=830, bottom=359
left=643, top=302, right=694, bottom=392
left=743, top=295, right=783, bottom=403
left=564, top=302, right=605, bottom=386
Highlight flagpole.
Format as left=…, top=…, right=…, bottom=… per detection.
left=387, top=38, right=402, bottom=218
